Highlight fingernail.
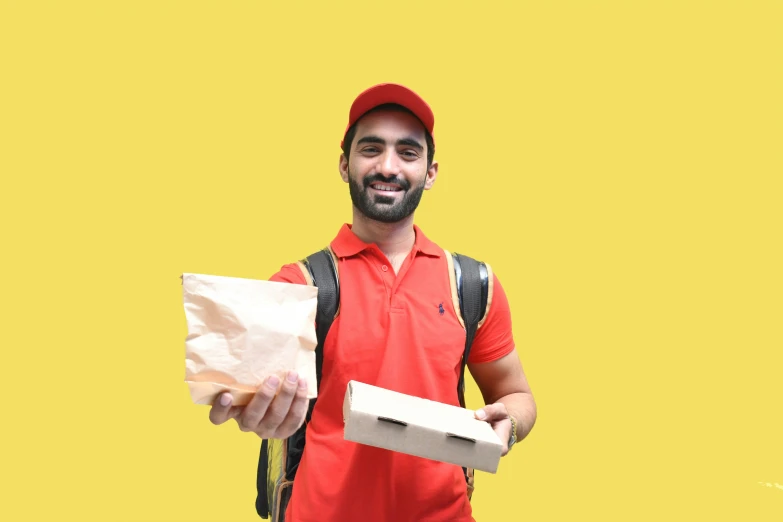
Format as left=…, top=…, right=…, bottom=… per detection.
left=287, top=371, right=299, bottom=383
left=267, top=375, right=280, bottom=388
left=298, top=377, right=307, bottom=389
left=220, top=394, right=231, bottom=407
left=475, top=409, right=486, bottom=420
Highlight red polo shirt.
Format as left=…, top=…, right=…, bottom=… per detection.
left=269, top=224, right=516, bottom=522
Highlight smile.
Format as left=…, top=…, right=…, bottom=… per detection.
left=370, top=183, right=403, bottom=192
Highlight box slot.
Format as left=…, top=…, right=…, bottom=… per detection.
left=445, top=432, right=476, bottom=443
left=377, top=416, right=408, bottom=427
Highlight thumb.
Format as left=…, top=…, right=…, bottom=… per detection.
left=209, top=392, right=242, bottom=425
left=474, top=403, right=508, bottom=422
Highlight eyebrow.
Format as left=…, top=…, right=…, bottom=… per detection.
left=356, top=135, right=424, bottom=151
left=396, top=137, right=424, bottom=151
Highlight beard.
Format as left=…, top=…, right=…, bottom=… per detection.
left=348, top=171, right=426, bottom=224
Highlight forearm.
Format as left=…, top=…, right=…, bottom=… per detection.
left=496, top=391, right=537, bottom=441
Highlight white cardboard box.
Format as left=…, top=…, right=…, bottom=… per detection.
left=342, top=380, right=504, bottom=473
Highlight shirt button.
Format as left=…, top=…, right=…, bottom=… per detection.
left=381, top=265, right=388, bottom=272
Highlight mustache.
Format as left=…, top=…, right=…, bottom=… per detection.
left=362, top=174, right=411, bottom=191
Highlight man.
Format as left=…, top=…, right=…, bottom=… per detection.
left=209, top=83, right=537, bottom=521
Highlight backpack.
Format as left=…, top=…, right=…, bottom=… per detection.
left=255, top=246, right=492, bottom=521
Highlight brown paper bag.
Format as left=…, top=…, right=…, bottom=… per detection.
left=181, top=272, right=318, bottom=406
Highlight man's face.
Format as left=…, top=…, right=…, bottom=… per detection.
left=340, top=109, right=438, bottom=224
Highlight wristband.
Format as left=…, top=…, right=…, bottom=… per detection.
left=508, top=415, right=518, bottom=450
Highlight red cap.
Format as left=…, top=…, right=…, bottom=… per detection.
left=341, top=83, right=435, bottom=149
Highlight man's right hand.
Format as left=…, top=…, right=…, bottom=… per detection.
left=209, top=371, right=310, bottom=440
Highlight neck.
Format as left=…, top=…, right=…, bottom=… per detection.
left=350, top=208, right=416, bottom=260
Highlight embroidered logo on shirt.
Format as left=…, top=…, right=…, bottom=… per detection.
left=438, top=302, right=445, bottom=315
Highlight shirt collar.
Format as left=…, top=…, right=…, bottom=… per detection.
left=330, top=223, right=442, bottom=258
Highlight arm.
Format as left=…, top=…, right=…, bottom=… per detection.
left=469, top=351, right=537, bottom=452
left=463, top=271, right=537, bottom=453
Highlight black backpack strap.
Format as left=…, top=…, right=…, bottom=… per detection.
left=255, top=247, right=340, bottom=520
left=256, top=439, right=270, bottom=518
left=283, top=247, right=339, bottom=481
left=301, top=247, right=340, bottom=401
left=449, top=251, right=490, bottom=503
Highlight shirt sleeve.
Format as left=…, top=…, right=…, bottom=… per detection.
left=466, top=271, right=516, bottom=364
left=269, top=262, right=308, bottom=285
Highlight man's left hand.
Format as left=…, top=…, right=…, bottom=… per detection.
left=475, top=403, right=513, bottom=456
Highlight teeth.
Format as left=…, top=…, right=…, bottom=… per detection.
left=373, top=185, right=398, bottom=192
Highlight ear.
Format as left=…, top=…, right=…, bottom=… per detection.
left=424, top=160, right=439, bottom=190
left=339, top=154, right=350, bottom=183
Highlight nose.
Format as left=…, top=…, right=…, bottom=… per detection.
left=376, top=149, right=402, bottom=177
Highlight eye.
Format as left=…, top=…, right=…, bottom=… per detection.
left=361, top=146, right=380, bottom=154
left=400, top=150, right=419, bottom=159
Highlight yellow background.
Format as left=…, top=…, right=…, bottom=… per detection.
left=1, top=1, right=781, bottom=520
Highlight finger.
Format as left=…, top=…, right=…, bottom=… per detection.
left=474, top=403, right=509, bottom=422
left=258, top=371, right=300, bottom=434
left=274, top=377, right=309, bottom=438
left=237, top=375, right=279, bottom=431
left=209, top=392, right=236, bottom=425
